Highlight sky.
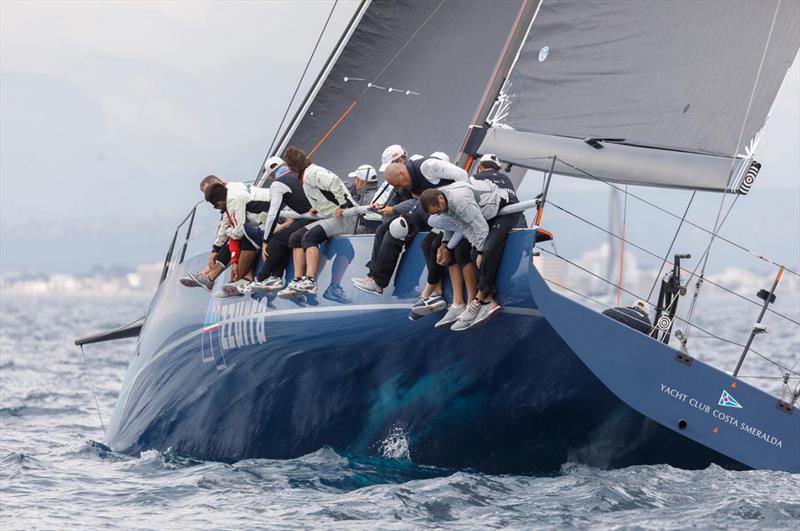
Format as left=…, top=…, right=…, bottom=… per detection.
left=0, top=0, right=798, bottom=275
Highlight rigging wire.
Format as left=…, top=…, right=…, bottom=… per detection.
left=356, top=0, right=446, bottom=101
left=79, top=345, right=106, bottom=431
left=260, top=0, right=340, bottom=170
left=616, top=185, right=627, bottom=305
left=545, top=200, right=800, bottom=327
left=683, top=0, right=782, bottom=335
left=646, top=192, right=696, bottom=301
left=536, top=246, right=799, bottom=378
left=552, top=158, right=798, bottom=278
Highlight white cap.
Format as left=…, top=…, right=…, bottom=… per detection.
left=632, top=299, right=650, bottom=315
left=389, top=216, right=409, bottom=240
left=478, top=153, right=500, bottom=166
left=264, top=156, right=285, bottom=176
left=409, top=154, right=423, bottom=161
left=348, top=164, right=378, bottom=183
left=429, top=151, right=450, bottom=162
left=380, top=144, right=406, bottom=171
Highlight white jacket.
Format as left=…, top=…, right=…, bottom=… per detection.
left=212, top=182, right=271, bottom=246
left=302, top=164, right=355, bottom=218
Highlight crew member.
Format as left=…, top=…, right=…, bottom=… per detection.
left=419, top=178, right=520, bottom=330
left=602, top=300, right=652, bottom=334
left=204, top=178, right=272, bottom=297
left=251, top=155, right=314, bottom=292
left=278, top=146, right=356, bottom=297
left=347, top=164, right=380, bottom=234
left=351, top=154, right=467, bottom=296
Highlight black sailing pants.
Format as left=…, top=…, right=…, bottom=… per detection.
left=258, top=219, right=312, bottom=280
left=420, top=231, right=445, bottom=285
left=366, top=219, right=406, bottom=288
left=476, top=213, right=522, bottom=297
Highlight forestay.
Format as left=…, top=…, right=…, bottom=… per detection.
left=479, top=0, right=800, bottom=192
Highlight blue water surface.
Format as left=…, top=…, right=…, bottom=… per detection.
left=1, top=293, right=798, bottom=530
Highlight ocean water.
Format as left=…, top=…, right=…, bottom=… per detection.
left=1, top=292, right=798, bottom=530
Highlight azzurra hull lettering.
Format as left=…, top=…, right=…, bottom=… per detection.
left=106, top=232, right=799, bottom=474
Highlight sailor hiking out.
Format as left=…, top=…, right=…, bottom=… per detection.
left=352, top=150, right=467, bottom=296
left=420, top=175, right=520, bottom=330
left=251, top=156, right=314, bottom=293
left=203, top=179, right=272, bottom=297
left=416, top=153, right=517, bottom=327
left=278, top=146, right=357, bottom=298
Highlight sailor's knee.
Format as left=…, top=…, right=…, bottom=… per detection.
left=301, top=225, right=327, bottom=249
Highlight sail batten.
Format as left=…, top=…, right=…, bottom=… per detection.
left=280, top=0, right=526, bottom=180
left=478, top=0, right=800, bottom=192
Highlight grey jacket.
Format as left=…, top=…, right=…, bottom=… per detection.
left=439, top=179, right=515, bottom=252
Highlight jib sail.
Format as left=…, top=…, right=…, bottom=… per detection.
left=476, top=0, right=800, bottom=192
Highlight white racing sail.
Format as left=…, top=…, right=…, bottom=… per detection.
left=477, top=0, right=800, bottom=192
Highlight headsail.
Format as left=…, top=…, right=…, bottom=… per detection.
left=477, top=0, right=800, bottom=192
left=275, top=0, right=526, bottom=179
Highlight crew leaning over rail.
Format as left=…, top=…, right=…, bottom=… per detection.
left=419, top=176, right=521, bottom=331
left=250, top=156, right=314, bottom=293
left=204, top=178, right=272, bottom=298
left=417, top=154, right=518, bottom=328
left=351, top=149, right=467, bottom=298
left=278, top=146, right=357, bottom=298
left=181, top=175, right=267, bottom=295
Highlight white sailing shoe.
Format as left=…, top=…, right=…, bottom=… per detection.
left=450, top=300, right=481, bottom=331
left=435, top=304, right=465, bottom=329
left=213, top=279, right=248, bottom=298
left=250, top=276, right=283, bottom=293
left=473, top=300, right=502, bottom=327
left=351, top=276, right=384, bottom=296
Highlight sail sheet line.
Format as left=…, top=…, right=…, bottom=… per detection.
left=646, top=192, right=697, bottom=302
left=544, top=199, right=800, bottom=328
left=723, top=0, right=783, bottom=183
left=537, top=247, right=799, bottom=379
left=683, top=0, right=784, bottom=335
left=550, top=156, right=798, bottom=278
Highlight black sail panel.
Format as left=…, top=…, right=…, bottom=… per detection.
left=282, top=0, right=525, bottom=178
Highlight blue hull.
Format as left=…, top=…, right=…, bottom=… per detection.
left=107, top=231, right=797, bottom=473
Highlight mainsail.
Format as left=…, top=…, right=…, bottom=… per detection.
left=272, top=0, right=527, bottom=179
left=477, top=0, right=800, bottom=192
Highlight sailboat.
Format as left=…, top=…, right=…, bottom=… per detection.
left=77, top=0, right=800, bottom=473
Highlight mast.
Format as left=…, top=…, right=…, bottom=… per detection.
left=456, top=0, right=541, bottom=168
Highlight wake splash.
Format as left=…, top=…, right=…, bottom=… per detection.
left=377, top=424, right=411, bottom=460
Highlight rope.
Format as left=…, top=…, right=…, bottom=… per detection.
left=682, top=0, right=783, bottom=343
left=261, top=0, right=339, bottom=167
left=553, top=158, right=798, bottom=278
left=545, top=200, right=800, bottom=327
left=79, top=345, right=105, bottom=431
left=616, top=186, right=627, bottom=305
left=537, top=247, right=799, bottom=378
left=646, top=192, right=696, bottom=301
